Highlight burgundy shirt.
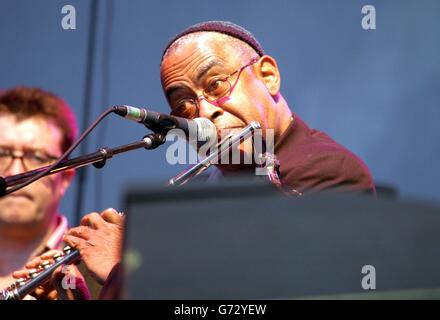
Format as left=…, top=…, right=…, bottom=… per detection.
left=99, top=114, right=376, bottom=299
left=275, top=114, right=375, bottom=195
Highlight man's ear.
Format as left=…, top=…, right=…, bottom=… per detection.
left=254, top=55, right=281, bottom=96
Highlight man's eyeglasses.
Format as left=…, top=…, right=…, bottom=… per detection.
left=170, top=58, right=259, bottom=119
left=0, top=147, right=59, bottom=173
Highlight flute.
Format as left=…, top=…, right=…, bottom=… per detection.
left=0, top=246, right=80, bottom=300
left=169, top=121, right=261, bottom=186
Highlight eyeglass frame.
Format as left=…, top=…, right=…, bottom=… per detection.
left=0, top=147, right=60, bottom=173
left=170, top=57, right=260, bottom=119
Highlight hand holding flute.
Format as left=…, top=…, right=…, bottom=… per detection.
left=3, top=208, right=124, bottom=300
left=63, top=208, right=125, bottom=285
left=11, top=249, right=90, bottom=300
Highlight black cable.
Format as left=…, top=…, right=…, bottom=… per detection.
left=5, top=108, right=117, bottom=195
left=95, top=0, right=114, bottom=211
left=73, top=0, right=99, bottom=226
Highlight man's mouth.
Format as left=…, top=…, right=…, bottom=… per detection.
left=7, top=192, right=33, bottom=201
left=217, top=126, right=245, bottom=141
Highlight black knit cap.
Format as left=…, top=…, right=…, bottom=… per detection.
left=162, top=21, right=265, bottom=60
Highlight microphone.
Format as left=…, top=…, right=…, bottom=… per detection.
left=113, top=105, right=217, bottom=142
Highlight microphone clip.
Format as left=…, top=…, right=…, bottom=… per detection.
left=142, top=132, right=167, bottom=150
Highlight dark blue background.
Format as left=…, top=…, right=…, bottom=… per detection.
left=1, top=0, right=439, bottom=224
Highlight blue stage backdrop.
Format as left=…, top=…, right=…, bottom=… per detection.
left=1, top=0, right=439, bottom=224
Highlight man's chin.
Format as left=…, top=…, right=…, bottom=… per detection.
left=0, top=205, right=39, bottom=225
left=0, top=215, right=38, bottom=226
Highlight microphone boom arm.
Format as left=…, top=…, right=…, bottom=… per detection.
left=0, top=133, right=166, bottom=197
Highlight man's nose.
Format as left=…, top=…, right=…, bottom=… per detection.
left=5, top=158, right=27, bottom=176
left=198, top=98, right=224, bottom=122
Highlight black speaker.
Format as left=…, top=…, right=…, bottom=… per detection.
left=122, top=180, right=440, bottom=299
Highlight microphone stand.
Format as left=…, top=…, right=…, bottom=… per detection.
left=168, top=122, right=261, bottom=186
left=0, top=132, right=166, bottom=197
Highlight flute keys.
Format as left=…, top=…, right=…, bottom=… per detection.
left=53, top=252, right=64, bottom=262
left=29, top=269, right=40, bottom=278
left=9, top=278, right=26, bottom=290
left=15, top=278, right=27, bottom=286
left=41, top=260, right=52, bottom=269
left=63, top=246, right=72, bottom=254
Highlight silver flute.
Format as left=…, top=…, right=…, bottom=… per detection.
left=169, top=120, right=300, bottom=194
left=1, top=212, right=125, bottom=300
left=0, top=246, right=80, bottom=300
left=169, top=121, right=261, bottom=186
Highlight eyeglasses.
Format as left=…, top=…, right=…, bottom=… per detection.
left=0, top=147, right=59, bottom=173
left=170, top=58, right=259, bottom=119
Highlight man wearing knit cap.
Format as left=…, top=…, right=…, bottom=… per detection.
left=26, top=22, right=376, bottom=300
left=161, top=21, right=375, bottom=194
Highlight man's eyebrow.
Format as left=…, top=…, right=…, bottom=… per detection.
left=164, top=60, right=224, bottom=100
left=165, top=85, right=190, bottom=101
left=195, top=59, right=224, bottom=82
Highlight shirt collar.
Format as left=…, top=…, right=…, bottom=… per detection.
left=43, top=215, right=68, bottom=252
